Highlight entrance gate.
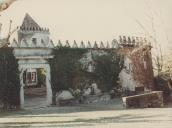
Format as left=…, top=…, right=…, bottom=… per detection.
left=11, top=13, right=54, bottom=109
left=18, top=62, right=52, bottom=108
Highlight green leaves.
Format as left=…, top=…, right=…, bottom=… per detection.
left=50, top=48, right=124, bottom=101
left=50, top=47, right=88, bottom=92
left=94, top=51, right=124, bottom=93
left=0, top=48, right=20, bottom=109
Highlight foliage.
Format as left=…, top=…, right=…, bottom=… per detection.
left=50, top=47, right=88, bottom=93
left=130, top=46, right=155, bottom=90
left=154, top=75, right=172, bottom=103
left=0, top=48, right=20, bottom=110
left=94, top=50, right=124, bottom=92
left=50, top=48, right=124, bottom=104
left=37, top=68, right=46, bottom=87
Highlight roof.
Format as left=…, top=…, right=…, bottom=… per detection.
left=21, top=13, right=41, bottom=29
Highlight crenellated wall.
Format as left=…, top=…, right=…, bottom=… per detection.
left=54, top=35, right=150, bottom=50
left=10, top=13, right=154, bottom=93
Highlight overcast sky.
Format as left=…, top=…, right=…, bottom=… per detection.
left=0, top=0, right=171, bottom=53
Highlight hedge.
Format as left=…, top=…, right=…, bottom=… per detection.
left=50, top=47, right=124, bottom=103
left=0, top=48, right=20, bottom=110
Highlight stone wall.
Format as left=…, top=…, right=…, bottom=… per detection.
left=122, top=91, right=164, bottom=108
left=119, top=45, right=154, bottom=92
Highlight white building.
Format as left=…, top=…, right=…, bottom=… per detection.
left=11, top=13, right=54, bottom=108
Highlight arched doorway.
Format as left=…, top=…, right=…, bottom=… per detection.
left=18, top=63, right=52, bottom=109
left=23, top=68, right=47, bottom=108
left=11, top=13, right=54, bottom=109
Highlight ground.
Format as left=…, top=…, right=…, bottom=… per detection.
left=0, top=99, right=172, bottom=128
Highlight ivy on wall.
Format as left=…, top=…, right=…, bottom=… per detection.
left=94, top=51, right=124, bottom=93
left=130, top=46, right=154, bottom=90
left=50, top=47, right=88, bottom=91
left=0, top=48, right=20, bottom=110
left=50, top=47, right=124, bottom=103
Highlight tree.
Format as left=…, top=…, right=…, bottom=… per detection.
left=134, top=0, right=169, bottom=75
left=0, top=0, right=16, bottom=12
left=94, top=51, right=124, bottom=93
left=0, top=0, right=18, bottom=48
left=50, top=47, right=87, bottom=103
left=0, top=48, right=20, bottom=110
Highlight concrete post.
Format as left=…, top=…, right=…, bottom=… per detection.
left=45, top=64, right=52, bottom=106
left=19, top=66, right=25, bottom=109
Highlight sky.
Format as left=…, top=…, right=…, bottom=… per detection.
left=0, top=0, right=172, bottom=54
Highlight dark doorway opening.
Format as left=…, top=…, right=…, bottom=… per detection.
left=24, top=68, right=47, bottom=109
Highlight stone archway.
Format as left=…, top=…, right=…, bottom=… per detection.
left=11, top=13, right=55, bottom=109
left=13, top=47, right=54, bottom=109
left=18, top=62, right=52, bottom=109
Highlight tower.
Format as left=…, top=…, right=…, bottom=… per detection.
left=17, top=13, right=53, bottom=48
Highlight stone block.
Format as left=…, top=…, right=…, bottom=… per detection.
left=122, top=91, right=164, bottom=108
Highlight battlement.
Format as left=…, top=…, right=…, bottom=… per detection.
left=56, top=40, right=114, bottom=49
left=19, top=26, right=49, bottom=33
left=55, top=36, right=150, bottom=49
left=118, top=35, right=149, bottom=47
left=18, top=13, right=49, bottom=33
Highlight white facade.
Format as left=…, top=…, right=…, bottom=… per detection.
left=119, top=56, right=143, bottom=91
left=11, top=13, right=54, bottom=108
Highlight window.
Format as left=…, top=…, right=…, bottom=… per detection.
left=41, top=39, right=44, bottom=43
left=32, top=38, right=37, bottom=45
left=26, top=71, right=37, bottom=86
left=41, top=39, right=46, bottom=46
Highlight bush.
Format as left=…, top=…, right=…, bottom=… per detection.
left=37, top=68, right=46, bottom=87
left=0, top=48, right=20, bottom=110
left=50, top=47, right=88, bottom=104
left=154, top=76, right=172, bottom=103
left=50, top=48, right=124, bottom=104
left=94, top=51, right=124, bottom=93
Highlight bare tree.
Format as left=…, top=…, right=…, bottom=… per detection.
left=0, top=20, right=18, bottom=48
left=0, top=0, right=18, bottom=48
left=0, top=0, right=17, bottom=12
left=134, top=0, right=169, bottom=75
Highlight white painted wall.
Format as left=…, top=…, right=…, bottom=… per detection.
left=13, top=48, right=53, bottom=57
left=119, top=56, right=142, bottom=91
left=17, top=30, right=52, bottom=48
left=12, top=27, right=54, bottom=108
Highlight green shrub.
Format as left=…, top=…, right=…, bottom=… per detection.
left=50, top=48, right=124, bottom=104
left=0, top=48, right=20, bottom=110
left=50, top=47, right=88, bottom=103
left=37, top=68, right=46, bottom=87
left=94, top=51, right=124, bottom=93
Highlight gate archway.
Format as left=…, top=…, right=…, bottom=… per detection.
left=11, top=13, right=54, bottom=109
left=18, top=62, right=52, bottom=108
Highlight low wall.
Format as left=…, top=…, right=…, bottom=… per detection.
left=122, top=91, right=164, bottom=108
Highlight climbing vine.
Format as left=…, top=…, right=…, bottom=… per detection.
left=130, top=45, right=154, bottom=90
left=50, top=47, right=88, bottom=102
left=94, top=50, right=124, bottom=93
left=50, top=47, right=124, bottom=103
